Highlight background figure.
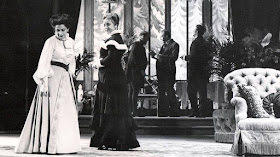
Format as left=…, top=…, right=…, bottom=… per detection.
left=15, top=14, right=81, bottom=154
left=89, top=13, right=140, bottom=151
left=126, top=31, right=149, bottom=117
left=185, top=25, right=212, bottom=117
left=150, top=30, right=180, bottom=117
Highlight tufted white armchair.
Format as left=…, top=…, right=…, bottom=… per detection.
left=224, top=68, right=280, bottom=156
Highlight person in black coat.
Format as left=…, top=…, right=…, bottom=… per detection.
left=185, top=25, right=212, bottom=117
left=89, top=13, right=140, bottom=151
left=126, top=31, right=149, bottom=116
left=150, top=29, right=180, bottom=117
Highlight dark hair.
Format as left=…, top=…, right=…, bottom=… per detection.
left=196, top=25, right=206, bottom=35
left=49, top=14, right=72, bottom=29
left=139, top=31, right=149, bottom=38
left=103, top=13, right=119, bottom=26
left=162, top=29, right=171, bottom=37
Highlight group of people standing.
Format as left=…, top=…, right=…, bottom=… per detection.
left=14, top=12, right=212, bottom=155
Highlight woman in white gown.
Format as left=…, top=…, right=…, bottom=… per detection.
left=15, top=14, right=81, bottom=154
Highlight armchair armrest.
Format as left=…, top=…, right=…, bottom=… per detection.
left=231, top=97, right=248, bottom=124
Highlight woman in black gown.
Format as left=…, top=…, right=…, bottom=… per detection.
left=89, top=13, right=140, bottom=151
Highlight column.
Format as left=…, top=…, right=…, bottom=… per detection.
left=84, top=0, right=94, bottom=91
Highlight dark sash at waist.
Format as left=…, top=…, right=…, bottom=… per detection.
left=51, top=61, right=69, bottom=71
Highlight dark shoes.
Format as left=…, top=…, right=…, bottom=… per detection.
left=98, top=145, right=108, bottom=150
left=98, top=144, right=129, bottom=151
left=188, top=110, right=199, bottom=117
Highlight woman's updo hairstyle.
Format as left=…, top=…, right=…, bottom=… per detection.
left=49, top=14, right=72, bottom=29
left=103, top=13, right=119, bottom=26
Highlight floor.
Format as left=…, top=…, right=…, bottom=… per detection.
left=0, top=134, right=236, bottom=157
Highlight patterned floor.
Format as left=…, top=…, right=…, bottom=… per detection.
left=0, top=134, right=235, bottom=157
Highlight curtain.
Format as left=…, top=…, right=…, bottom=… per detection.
left=171, top=0, right=187, bottom=80
left=231, top=0, right=280, bottom=43
left=212, top=0, right=233, bottom=43
left=52, top=0, right=81, bottom=39
left=75, top=0, right=85, bottom=57
left=188, top=0, right=203, bottom=50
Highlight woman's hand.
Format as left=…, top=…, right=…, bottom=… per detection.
left=39, top=78, right=48, bottom=96
left=180, top=55, right=190, bottom=61
left=88, top=58, right=104, bottom=69
left=180, top=55, right=186, bottom=60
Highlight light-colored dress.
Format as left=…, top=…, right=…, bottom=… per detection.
left=15, top=34, right=81, bottom=154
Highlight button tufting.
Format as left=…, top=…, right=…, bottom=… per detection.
left=265, top=87, right=269, bottom=92
left=265, top=73, right=269, bottom=77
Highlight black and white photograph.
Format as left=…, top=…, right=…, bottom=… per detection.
left=1, top=0, right=280, bottom=156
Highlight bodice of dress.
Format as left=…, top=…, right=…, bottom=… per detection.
left=33, top=34, right=76, bottom=90
left=97, top=31, right=127, bottom=91
left=51, top=36, right=75, bottom=65
left=99, top=31, right=127, bottom=71
left=99, top=47, right=108, bottom=62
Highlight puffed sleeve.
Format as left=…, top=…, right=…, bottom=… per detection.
left=33, top=38, right=55, bottom=91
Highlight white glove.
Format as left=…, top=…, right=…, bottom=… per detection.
left=88, top=58, right=104, bottom=69
left=39, top=78, right=48, bottom=96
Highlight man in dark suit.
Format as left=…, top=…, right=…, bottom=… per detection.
left=150, top=30, right=180, bottom=117
left=126, top=31, right=149, bottom=116
left=185, top=25, right=212, bottom=117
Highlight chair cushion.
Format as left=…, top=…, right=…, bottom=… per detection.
left=238, top=85, right=270, bottom=118
left=238, top=118, right=280, bottom=131
left=263, top=92, right=280, bottom=118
